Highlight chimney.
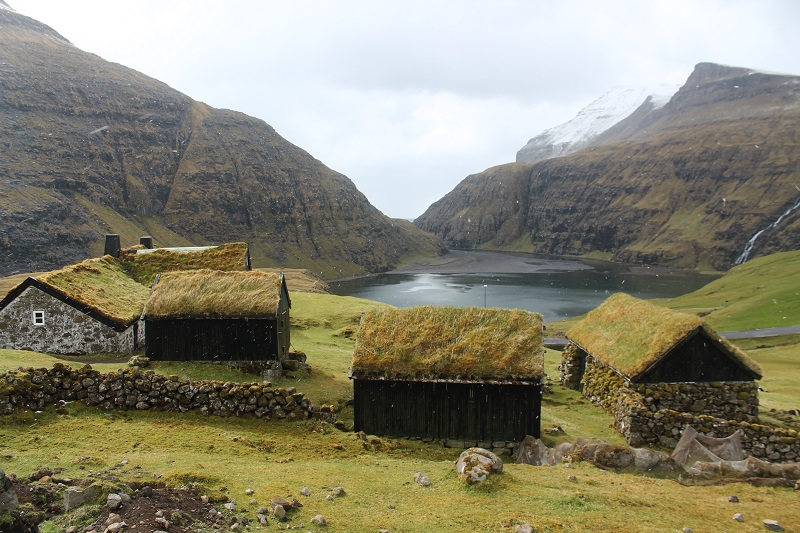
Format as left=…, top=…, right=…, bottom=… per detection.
left=104, top=234, right=121, bottom=257
left=139, top=236, right=154, bottom=249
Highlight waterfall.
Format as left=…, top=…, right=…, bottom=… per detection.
left=734, top=195, right=800, bottom=265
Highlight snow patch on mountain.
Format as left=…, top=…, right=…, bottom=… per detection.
left=516, top=84, right=680, bottom=164
left=0, top=1, right=16, bottom=13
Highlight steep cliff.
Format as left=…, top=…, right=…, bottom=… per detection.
left=416, top=63, right=800, bottom=270
left=0, top=5, right=443, bottom=278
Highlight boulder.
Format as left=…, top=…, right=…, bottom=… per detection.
left=0, top=470, right=19, bottom=511
left=64, top=483, right=101, bottom=511
left=456, top=448, right=504, bottom=484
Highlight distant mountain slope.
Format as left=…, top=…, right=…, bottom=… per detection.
left=516, top=84, right=680, bottom=164
left=416, top=63, right=800, bottom=271
left=0, top=4, right=443, bottom=278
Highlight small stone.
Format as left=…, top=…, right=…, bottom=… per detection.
left=325, top=495, right=334, bottom=501
left=331, top=486, right=346, bottom=497
left=257, top=514, right=268, bottom=525
left=300, top=487, right=311, bottom=497
left=250, top=499, right=258, bottom=505
left=413, top=472, right=431, bottom=486
left=245, top=488, right=254, bottom=495
left=514, top=525, right=534, bottom=533
left=763, top=519, right=784, bottom=532
left=311, top=514, right=326, bottom=526
left=156, top=510, right=164, bottom=518
left=140, top=486, right=153, bottom=498
left=733, top=513, right=744, bottom=522
left=201, top=495, right=209, bottom=504
left=106, top=523, right=126, bottom=533
left=728, top=495, right=739, bottom=503
left=105, top=513, right=123, bottom=526
left=224, top=501, right=237, bottom=511
left=387, top=504, right=395, bottom=509
left=107, top=493, right=123, bottom=511
left=682, top=528, right=693, bottom=533
left=273, top=504, right=286, bottom=520
left=568, top=475, right=578, bottom=482
left=256, top=506, right=270, bottom=515
left=155, top=517, right=170, bottom=529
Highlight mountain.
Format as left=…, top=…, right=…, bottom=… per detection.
left=516, top=84, right=680, bottom=164
left=0, top=3, right=444, bottom=279
left=415, top=63, right=800, bottom=271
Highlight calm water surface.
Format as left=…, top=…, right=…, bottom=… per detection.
left=329, top=252, right=717, bottom=322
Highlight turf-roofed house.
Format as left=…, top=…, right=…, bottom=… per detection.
left=351, top=306, right=545, bottom=445
left=144, top=270, right=291, bottom=372
left=561, top=293, right=762, bottom=445
left=0, top=257, right=150, bottom=354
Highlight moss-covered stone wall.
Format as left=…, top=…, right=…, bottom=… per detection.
left=0, top=364, right=332, bottom=422
left=559, top=343, right=585, bottom=390
left=577, top=355, right=798, bottom=463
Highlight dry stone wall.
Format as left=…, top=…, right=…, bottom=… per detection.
left=558, top=343, right=584, bottom=390
left=574, top=356, right=799, bottom=463
left=0, top=363, right=333, bottom=422
left=0, top=286, right=140, bottom=354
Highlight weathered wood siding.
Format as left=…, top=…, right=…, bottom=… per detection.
left=353, top=378, right=541, bottom=441
left=637, top=331, right=757, bottom=383
left=145, top=318, right=281, bottom=361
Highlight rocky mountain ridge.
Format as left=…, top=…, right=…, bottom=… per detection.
left=416, top=63, right=800, bottom=271
left=0, top=4, right=443, bottom=279
left=516, top=84, right=680, bottom=165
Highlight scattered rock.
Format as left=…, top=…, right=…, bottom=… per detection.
left=728, top=495, right=739, bottom=503
left=326, top=495, right=334, bottom=501
left=104, top=522, right=127, bottom=533
left=300, top=487, right=311, bottom=497
left=140, top=486, right=153, bottom=498
left=224, top=501, right=237, bottom=511
left=413, top=472, right=431, bottom=487
left=127, top=355, right=150, bottom=368
left=107, top=493, right=123, bottom=511
left=456, top=448, right=504, bottom=484
left=105, top=513, right=123, bottom=526
left=763, top=519, right=784, bottom=532
left=256, top=506, right=270, bottom=515
left=257, top=513, right=268, bottom=525
left=331, top=486, right=346, bottom=497
left=682, top=528, right=693, bottom=533
left=0, top=470, right=19, bottom=511
left=567, top=475, right=578, bottom=482
left=733, top=513, right=744, bottom=522
left=387, top=504, right=395, bottom=510
left=273, top=504, right=286, bottom=521
left=514, top=525, right=534, bottom=533
left=311, top=514, right=326, bottom=526
left=155, top=516, right=170, bottom=529
left=245, top=488, right=254, bottom=495
left=64, top=483, right=101, bottom=511
left=249, top=498, right=258, bottom=505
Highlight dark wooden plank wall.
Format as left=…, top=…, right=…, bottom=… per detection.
left=353, top=379, right=541, bottom=441
left=145, top=318, right=279, bottom=361
left=638, top=332, right=756, bottom=383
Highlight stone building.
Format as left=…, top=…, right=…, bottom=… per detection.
left=0, top=257, right=149, bottom=354
left=561, top=293, right=763, bottom=446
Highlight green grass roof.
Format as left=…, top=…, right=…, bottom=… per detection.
left=36, top=257, right=150, bottom=324
left=145, top=269, right=283, bottom=318
left=566, top=293, right=762, bottom=379
left=351, top=306, right=544, bottom=381
left=120, top=242, right=250, bottom=285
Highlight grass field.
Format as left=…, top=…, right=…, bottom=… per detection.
left=2, top=254, right=800, bottom=531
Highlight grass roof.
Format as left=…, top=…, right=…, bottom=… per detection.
left=120, top=242, right=250, bottom=285
left=36, top=256, right=150, bottom=324
left=351, top=306, right=544, bottom=381
left=566, top=293, right=762, bottom=379
left=145, top=269, right=283, bottom=318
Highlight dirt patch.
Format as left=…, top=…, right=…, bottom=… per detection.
left=11, top=477, right=226, bottom=532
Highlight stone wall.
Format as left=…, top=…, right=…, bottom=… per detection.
left=0, top=363, right=332, bottom=422
left=0, top=286, right=141, bottom=354
left=576, top=357, right=799, bottom=463
left=631, top=381, right=759, bottom=422
left=558, top=344, right=585, bottom=390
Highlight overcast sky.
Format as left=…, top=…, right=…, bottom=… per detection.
left=11, top=1, right=800, bottom=219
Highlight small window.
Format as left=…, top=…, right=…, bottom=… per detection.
left=32, top=310, right=45, bottom=326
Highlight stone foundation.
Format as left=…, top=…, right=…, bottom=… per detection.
left=0, top=363, right=333, bottom=422
left=559, top=344, right=585, bottom=390
left=574, top=357, right=798, bottom=463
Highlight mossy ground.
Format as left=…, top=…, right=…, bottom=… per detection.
left=2, top=262, right=800, bottom=530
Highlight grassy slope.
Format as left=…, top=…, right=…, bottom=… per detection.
left=3, top=259, right=800, bottom=530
